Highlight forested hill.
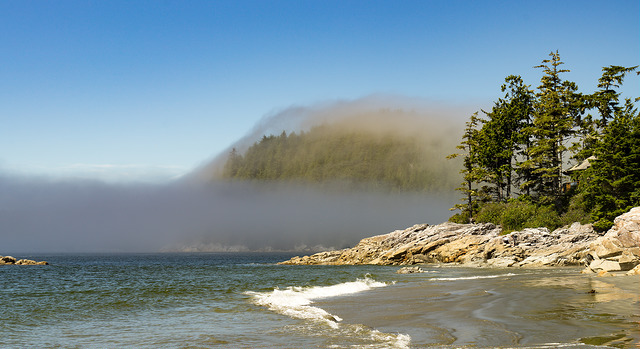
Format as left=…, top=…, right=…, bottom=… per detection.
left=219, top=124, right=459, bottom=192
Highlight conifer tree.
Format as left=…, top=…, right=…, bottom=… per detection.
left=524, top=51, right=581, bottom=204
left=582, top=99, right=640, bottom=230
left=591, top=65, right=638, bottom=127
left=448, top=52, right=639, bottom=227
left=448, top=112, right=486, bottom=221
left=477, top=75, right=535, bottom=201
left=504, top=76, right=536, bottom=198
left=223, top=147, right=243, bottom=178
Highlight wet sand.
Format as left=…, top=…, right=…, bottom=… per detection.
left=316, top=267, right=640, bottom=348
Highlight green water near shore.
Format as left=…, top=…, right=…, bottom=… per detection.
left=1, top=254, right=638, bottom=348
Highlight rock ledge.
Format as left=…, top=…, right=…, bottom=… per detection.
left=280, top=207, right=640, bottom=275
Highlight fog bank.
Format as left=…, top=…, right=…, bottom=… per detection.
left=2, top=97, right=469, bottom=253
left=1, top=176, right=456, bottom=253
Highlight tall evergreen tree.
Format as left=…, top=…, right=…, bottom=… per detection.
left=448, top=52, right=639, bottom=228
left=591, top=65, right=638, bottom=127
left=477, top=75, right=535, bottom=201
left=223, top=147, right=243, bottom=178
left=571, top=66, right=637, bottom=183
left=581, top=99, right=640, bottom=230
left=524, top=51, right=581, bottom=204
left=448, top=112, right=486, bottom=220
left=503, top=76, right=536, bottom=198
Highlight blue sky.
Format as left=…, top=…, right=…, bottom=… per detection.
left=1, top=0, right=638, bottom=182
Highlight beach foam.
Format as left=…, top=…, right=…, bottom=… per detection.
left=429, top=273, right=517, bottom=281
left=247, top=276, right=388, bottom=328
left=248, top=276, right=411, bottom=348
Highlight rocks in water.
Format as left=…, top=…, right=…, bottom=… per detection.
left=16, top=259, right=49, bottom=265
left=0, top=255, right=48, bottom=265
left=281, top=207, right=640, bottom=275
left=1, top=256, right=17, bottom=264
left=396, top=266, right=425, bottom=274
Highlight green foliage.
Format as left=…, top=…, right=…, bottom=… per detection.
left=474, top=200, right=562, bottom=233
left=523, top=205, right=561, bottom=231
left=591, top=65, right=638, bottom=126
left=451, top=51, right=639, bottom=231
left=474, top=202, right=506, bottom=227
left=477, top=75, right=535, bottom=202
left=221, top=125, right=458, bottom=192
left=448, top=212, right=470, bottom=224
left=523, top=51, right=582, bottom=203
left=558, top=193, right=591, bottom=226
left=580, top=99, right=640, bottom=230
left=500, top=201, right=538, bottom=232
left=448, top=112, right=485, bottom=220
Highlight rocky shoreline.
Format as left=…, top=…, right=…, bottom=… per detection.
left=0, top=255, right=48, bottom=265
left=281, top=207, right=640, bottom=276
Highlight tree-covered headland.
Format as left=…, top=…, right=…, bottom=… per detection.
left=448, top=51, right=639, bottom=232
left=221, top=122, right=459, bottom=192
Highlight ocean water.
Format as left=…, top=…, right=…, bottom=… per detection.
left=1, top=253, right=638, bottom=348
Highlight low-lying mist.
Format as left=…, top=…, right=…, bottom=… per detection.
left=2, top=97, right=468, bottom=253
left=1, top=176, right=457, bottom=253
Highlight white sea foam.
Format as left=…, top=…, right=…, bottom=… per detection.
left=247, top=276, right=410, bottom=348
left=367, top=329, right=412, bottom=349
left=247, top=276, right=388, bottom=328
left=429, top=273, right=517, bottom=281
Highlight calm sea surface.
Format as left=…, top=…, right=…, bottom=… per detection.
left=1, top=253, right=638, bottom=348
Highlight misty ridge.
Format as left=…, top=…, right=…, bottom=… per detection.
left=1, top=97, right=467, bottom=253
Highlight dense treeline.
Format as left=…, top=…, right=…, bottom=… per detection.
left=221, top=124, right=458, bottom=192
left=449, top=51, right=639, bottom=231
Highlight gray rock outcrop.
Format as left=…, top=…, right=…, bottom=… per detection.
left=281, top=207, right=640, bottom=274
left=281, top=221, right=600, bottom=267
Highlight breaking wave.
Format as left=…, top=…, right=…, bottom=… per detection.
left=247, top=276, right=410, bottom=348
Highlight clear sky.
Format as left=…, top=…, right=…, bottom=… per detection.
left=1, top=0, right=638, bottom=183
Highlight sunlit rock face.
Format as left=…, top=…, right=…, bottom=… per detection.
left=586, top=207, right=640, bottom=273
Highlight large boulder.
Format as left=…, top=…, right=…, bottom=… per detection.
left=586, top=207, right=640, bottom=273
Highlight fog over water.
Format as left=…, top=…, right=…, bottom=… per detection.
left=1, top=178, right=457, bottom=253
left=1, top=98, right=466, bottom=253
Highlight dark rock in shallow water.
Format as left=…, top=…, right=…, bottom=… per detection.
left=280, top=207, right=640, bottom=274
